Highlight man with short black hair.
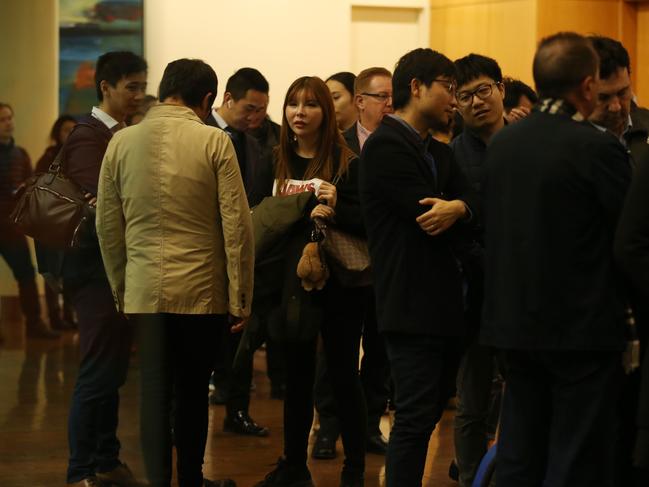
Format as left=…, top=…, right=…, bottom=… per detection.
left=482, top=32, right=631, bottom=486
left=450, top=53, right=512, bottom=487
left=61, top=50, right=147, bottom=487
left=589, top=35, right=649, bottom=486
left=588, top=35, right=649, bottom=170
left=98, top=57, right=253, bottom=487
left=206, top=67, right=270, bottom=438
left=503, top=77, right=538, bottom=114
left=359, top=48, right=477, bottom=486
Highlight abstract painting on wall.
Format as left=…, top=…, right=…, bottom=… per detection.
left=59, top=0, right=143, bottom=115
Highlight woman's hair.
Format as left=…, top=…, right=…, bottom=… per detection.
left=276, top=76, right=355, bottom=189
left=325, top=71, right=356, bottom=98
left=50, top=114, right=77, bottom=146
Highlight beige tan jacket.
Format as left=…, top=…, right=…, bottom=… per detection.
left=96, top=104, right=254, bottom=317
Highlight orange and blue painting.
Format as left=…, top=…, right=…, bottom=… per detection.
left=59, top=0, right=143, bottom=115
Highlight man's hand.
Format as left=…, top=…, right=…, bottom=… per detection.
left=416, top=198, right=467, bottom=236
left=505, top=106, right=531, bottom=124
left=229, top=314, right=249, bottom=333
left=84, top=192, right=97, bottom=207
left=317, top=181, right=337, bottom=209
left=310, top=204, right=335, bottom=221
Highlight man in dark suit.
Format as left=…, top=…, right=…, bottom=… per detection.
left=482, top=32, right=631, bottom=487
left=61, top=51, right=148, bottom=487
left=588, top=35, right=649, bottom=486
left=313, top=66, right=394, bottom=459
left=615, top=131, right=649, bottom=487
left=206, top=67, right=271, bottom=437
left=359, top=48, right=477, bottom=487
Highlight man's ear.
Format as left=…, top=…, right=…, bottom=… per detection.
left=355, top=93, right=364, bottom=111
left=100, top=80, right=111, bottom=99
left=581, top=75, right=597, bottom=103
left=200, top=92, right=214, bottom=120
left=498, top=81, right=505, bottom=100
left=410, top=78, right=421, bottom=98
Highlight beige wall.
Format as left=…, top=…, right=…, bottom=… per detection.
left=0, top=0, right=57, bottom=296
left=430, top=0, right=537, bottom=84
left=144, top=0, right=430, bottom=122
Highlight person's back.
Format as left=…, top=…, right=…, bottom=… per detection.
left=102, top=104, right=249, bottom=314
left=481, top=32, right=632, bottom=487
left=483, top=109, right=629, bottom=350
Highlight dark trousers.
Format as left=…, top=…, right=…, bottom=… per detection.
left=384, top=332, right=461, bottom=487
left=315, top=290, right=389, bottom=438
left=284, top=286, right=367, bottom=472
left=136, top=313, right=224, bottom=487
left=454, top=339, right=502, bottom=487
left=66, top=278, right=133, bottom=483
left=497, top=350, right=621, bottom=487
left=0, top=235, right=42, bottom=324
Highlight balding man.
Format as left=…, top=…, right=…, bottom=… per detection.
left=481, top=32, right=631, bottom=486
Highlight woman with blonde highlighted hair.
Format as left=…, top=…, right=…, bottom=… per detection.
left=255, top=76, right=368, bottom=487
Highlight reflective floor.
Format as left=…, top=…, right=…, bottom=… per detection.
left=0, top=296, right=457, bottom=487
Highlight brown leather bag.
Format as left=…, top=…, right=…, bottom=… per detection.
left=10, top=149, right=93, bottom=248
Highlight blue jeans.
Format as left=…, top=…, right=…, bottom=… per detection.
left=384, top=332, right=461, bottom=487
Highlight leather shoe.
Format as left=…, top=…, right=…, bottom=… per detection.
left=312, top=430, right=337, bottom=459
left=67, top=477, right=106, bottom=486
left=96, top=462, right=147, bottom=487
left=209, top=388, right=227, bottom=405
left=365, top=434, right=388, bottom=455
left=223, top=410, right=269, bottom=437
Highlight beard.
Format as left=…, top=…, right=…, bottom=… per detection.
left=594, top=110, right=628, bottom=136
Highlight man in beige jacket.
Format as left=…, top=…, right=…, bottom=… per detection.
left=97, top=58, right=254, bottom=487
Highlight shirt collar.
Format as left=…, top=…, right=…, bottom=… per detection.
left=91, top=106, right=120, bottom=131
left=212, top=109, right=229, bottom=130
left=357, top=121, right=372, bottom=139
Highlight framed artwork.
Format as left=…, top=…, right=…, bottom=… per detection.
left=59, top=0, right=144, bottom=116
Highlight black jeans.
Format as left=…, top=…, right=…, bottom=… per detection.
left=136, top=313, right=224, bottom=487
left=497, top=350, right=621, bottom=487
left=284, top=284, right=367, bottom=473
left=66, top=278, right=133, bottom=483
left=315, top=289, right=389, bottom=438
left=384, top=332, right=461, bottom=487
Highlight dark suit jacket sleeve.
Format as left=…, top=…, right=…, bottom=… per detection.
left=445, top=150, right=479, bottom=222
left=334, top=156, right=365, bottom=236
left=615, top=153, right=649, bottom=301
left=589, top=136, right=632, bottom=233
left=362, top=137, right=437, bottom=222
left=64, top=124, right=108, bottom=194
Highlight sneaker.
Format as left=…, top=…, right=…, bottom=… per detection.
left=254, top=458, right=314, bottom=487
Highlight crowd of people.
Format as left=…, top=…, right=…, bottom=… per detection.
left=0, top=30, right=648, bottom=487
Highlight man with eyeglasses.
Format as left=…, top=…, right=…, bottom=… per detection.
left=207, top=67, right=271, bottom=438
left=588, top=35, right=649, bottom=486
left=359, top=48, right=477, bottom=487
left=449, top=53, right=518, bottom=487
left=312, top=66, right=394, bottom=461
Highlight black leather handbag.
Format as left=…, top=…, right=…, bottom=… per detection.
left=10, top=149, right=93, bottom=249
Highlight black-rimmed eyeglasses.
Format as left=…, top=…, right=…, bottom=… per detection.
left=432, top=79, right=456, bottom=95
left=361, top=92, right=392, bottom=102
left=456, top=82, right=501, bottom=107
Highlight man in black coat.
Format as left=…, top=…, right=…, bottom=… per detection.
left=615, top=129, right=649, bottom=487
left=359, top=48, right=477, bottom=487
left=588, top=35, right=649, bottom=486
left=206, top=67, right=271, bottom=437
left=481, top=32, right=631, bottom=487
